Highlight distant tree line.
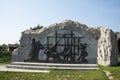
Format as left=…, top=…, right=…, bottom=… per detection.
left=30, top=24, right=44, bottom=30
left=0, top=44, right=11, bottom=63
left=0, top=44, right=8, bottom=51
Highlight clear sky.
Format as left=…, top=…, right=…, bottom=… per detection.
left=0, top=0, right=120, bottom=45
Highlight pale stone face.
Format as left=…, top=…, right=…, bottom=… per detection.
left=12, top=20, right=118, bottom=66
left=97, top=28, right=118, bottom=66
left=36, top=30, right=97, bottom=63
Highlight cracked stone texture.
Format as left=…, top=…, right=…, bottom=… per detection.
left=97, top=28, right=118, bottom=66
left=12, top=20, right=118, bottom=66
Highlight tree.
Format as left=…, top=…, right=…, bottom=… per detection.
left=0, top=44, right=8, bottom=51
left=30, top=24, right=43, bottom=30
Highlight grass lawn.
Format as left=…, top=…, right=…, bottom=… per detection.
left=0, top=51, right=120, bottom=80
left=0, top=69, right=107, bottom=80
left=0, top=65, right=120, bottom=80
left=100, top=66, right=120, bottom=80
left=99, top=57, right=120, bottom=80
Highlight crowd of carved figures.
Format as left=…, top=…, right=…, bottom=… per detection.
left=25, top=31, right=88, bottom=63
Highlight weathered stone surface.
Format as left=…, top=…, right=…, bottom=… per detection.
left=116, top=32, right=120, bottom=55
left=12, top=20, right=118, bottom=66
left=86, top=27, right=100, bottom=39
left=97, top=28, right=118, bottom=66
left=116, top=32, right=120, bottom=40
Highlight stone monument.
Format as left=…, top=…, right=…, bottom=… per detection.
left=12, top=20, right=118, bottom=66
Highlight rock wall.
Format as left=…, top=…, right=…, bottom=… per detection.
left=12, top=20, right=98, bottom=63
left=12, top=20, right=119, bottom=66
left=97, top=28, right=118, bottom=66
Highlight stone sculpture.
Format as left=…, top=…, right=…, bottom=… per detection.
left=24, top=38, right=44, bottom=62
left=77, top=43, right=88, bottom=63
left=12, top=20, right=118, bottom=66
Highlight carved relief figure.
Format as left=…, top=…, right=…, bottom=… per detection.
left=77, top=43, right=88, bottom=63
left=24, top=38, right=44, bottom=62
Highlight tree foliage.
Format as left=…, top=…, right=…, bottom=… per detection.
left=30, top=24, right=43, bottom=30
left=0, top=44, right=11, bottom=63
left=0, top=44, right=8, bottom=51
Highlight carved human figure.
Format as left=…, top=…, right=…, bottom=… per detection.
left=77, top=43, right=88, bottom=63
left=24, top=38, right=36, bottom=61
left=44, top=39, right=62, bottom=62
left=34, top=40, right=45, bottom=61
left=63, top=46, right=71, bottom=61
left=24, top=38, right=44, bottom=62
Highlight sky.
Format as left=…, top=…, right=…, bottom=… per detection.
left=0, top=0, right=120, bottom=45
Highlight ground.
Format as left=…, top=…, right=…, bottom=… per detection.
left=0, top=69, right=107, bottom=80
left=0, top=52, right=120, bottom=80
left=1, top=64, right=120, bottom=80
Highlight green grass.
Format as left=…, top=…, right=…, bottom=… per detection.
left=0, top=52, right=120, bottom=80
left=118, top=56, right=120, bottom=62
left=0, top=63, right=120, bottom=80
left=98, top=56, right=120, bottom=80
left=100, top=65, right=120, bottom=80
left=0, top=69, right=107, bottom=80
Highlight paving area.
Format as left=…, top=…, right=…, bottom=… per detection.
left=8, top=62, right=99, bottom=70
left=0, top=62, right=99, bottom=73
left=0, top=64, right=49, bottom=73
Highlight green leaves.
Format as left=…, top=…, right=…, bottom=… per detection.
left=30, top=24, right=44, bottom=30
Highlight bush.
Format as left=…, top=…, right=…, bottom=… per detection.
left=0, top=44, right=8, bottom=51
left=0, top=51, right=12, bottom=63
left=30, top=24, right=43, bottom=30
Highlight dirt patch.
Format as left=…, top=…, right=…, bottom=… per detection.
left=104, top=70, right=113, bottom=80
